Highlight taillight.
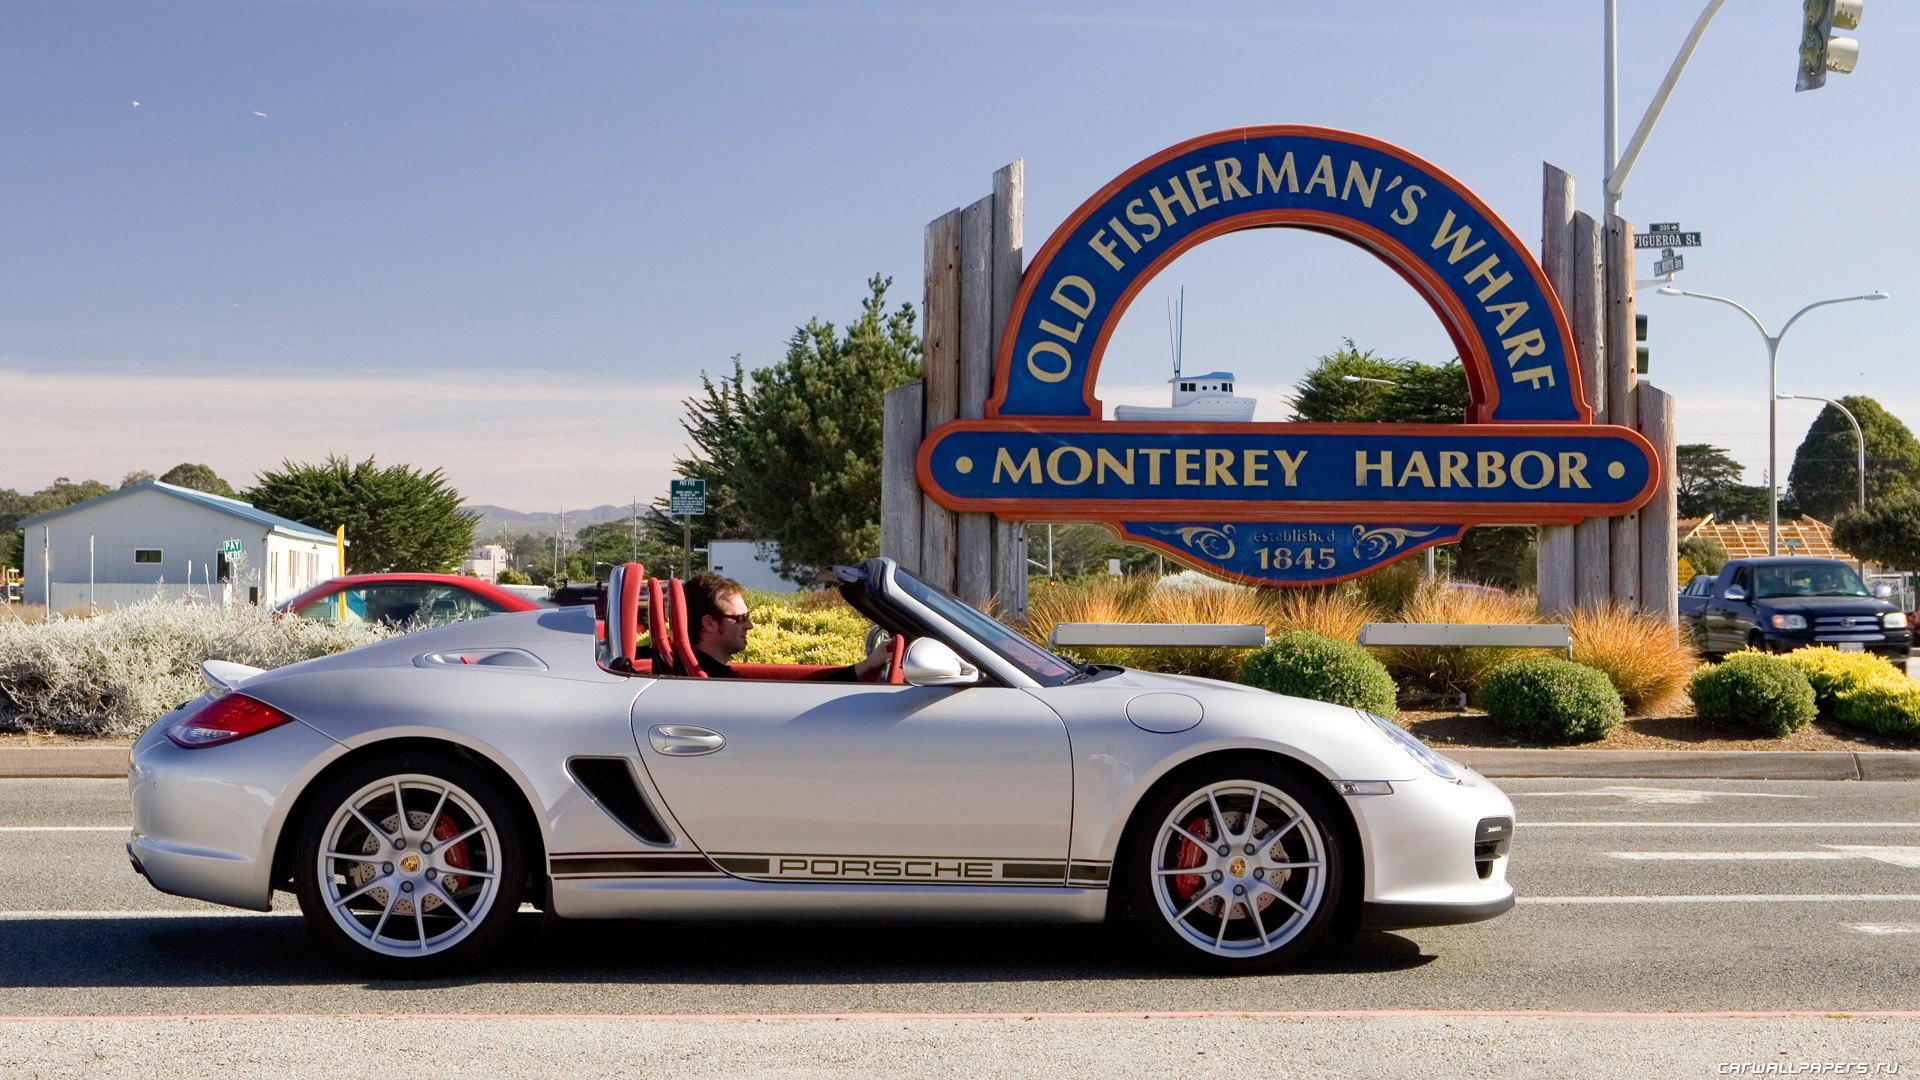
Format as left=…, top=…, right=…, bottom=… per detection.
left=167, top=694, right=294, bottom=748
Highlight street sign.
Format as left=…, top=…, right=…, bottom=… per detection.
left=220, top=539, right=243, bottom=555
left=1647, top=222, right=1680, bottom=232
left=1634, top=230, right=1701, bottom=249
left=669, top=479, right=706, bottom=516
left=1654, top=253, right=1684, bottom=277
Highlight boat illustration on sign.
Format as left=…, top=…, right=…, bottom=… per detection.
left=1111, top=289, right=1258, bottom=423
left=1113, top=370, right=1258, bottom=422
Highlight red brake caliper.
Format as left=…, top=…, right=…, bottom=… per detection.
left=434, top=813, right=470, bottom=895
left=1171, top=814, right=1211, bottom=902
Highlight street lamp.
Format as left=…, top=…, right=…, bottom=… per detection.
left=1777, top=393, right=1866, bottom=517
left=1656, top=285, right=1888, bottom=554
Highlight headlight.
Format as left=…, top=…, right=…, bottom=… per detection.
left=1364, top=712, right=1468, bottom=784
left=1885, top=612, right=1909, bottom=629
left=1770, top=614, right=1808, bottom=630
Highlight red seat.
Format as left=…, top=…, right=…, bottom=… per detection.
left=667, top=578, right=706, bottom=679
left=646, top=577, right=672, bottom=675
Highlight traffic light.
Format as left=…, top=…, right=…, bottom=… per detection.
left=1635, top=313, right=1649, bottom=375
left=1797, top=0, right=1863, bottom=92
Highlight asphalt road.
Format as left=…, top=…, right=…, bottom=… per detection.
left=2, top=776, right=1918, bottom=1077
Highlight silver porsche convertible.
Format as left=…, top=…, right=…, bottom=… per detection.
left=128, top=558, right=1514, bottom=976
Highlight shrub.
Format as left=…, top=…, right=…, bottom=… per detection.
left=1687, top=652, right=1818, bottom=736
left=1239, top=631, right=1398, bottom=717
left=1783, top=646, right=1907, bottom=716
left=735, top=591, right=869, bottom=666
left=1832, top=680, right=1920, bottom=740
left=1479, top=656, right=1624, bottom=742
left=1569, top=604, right=1698, bottom=715
left=1383, top=578, right=1547, bottom=700
left=0, top=600, right=389, bottom=737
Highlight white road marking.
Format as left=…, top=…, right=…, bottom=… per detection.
left=0, top=826, right=125, bottom=833
left=1516, top=786, right=1813, bottom=806
left=1850, top=923, right=1920, bottom=935
left=1521, top=894, right=1920, bottom=905
left=1611, top=846, right=1920, bottom=867
left=1520, top=821, right=1920, bottom=828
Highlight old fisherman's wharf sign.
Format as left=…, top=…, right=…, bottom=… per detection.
left=916, top=126, right=1661, bottom=586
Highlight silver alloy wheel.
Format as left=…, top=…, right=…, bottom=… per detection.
left=1149, top=780, right=1328, bottom=959
left=315, top=773, right=502, bottom=959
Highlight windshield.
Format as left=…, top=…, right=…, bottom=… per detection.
left=888, top=567, right=1080, bottom=685
left=1753, top=563, right=1871, bottom=599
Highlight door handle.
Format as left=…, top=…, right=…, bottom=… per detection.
left=648, top=725, right=726, bottom=756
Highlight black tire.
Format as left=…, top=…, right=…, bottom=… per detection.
left=1747, top=631, right=1769, bottom=655
left=293, top=753, right=526, bottom=977
left=1121, top=758, right=1346, bottom=974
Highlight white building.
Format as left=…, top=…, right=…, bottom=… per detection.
left=707, top=540, right=800, bottom=594
left=17, top=479, right=341, bottom=611
left=461, top=544, right=508, bottom=582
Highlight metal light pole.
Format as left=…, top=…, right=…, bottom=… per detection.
left=1656, top=286, right=1888, bottom=554
left=1603, top=0, right=1728, bottom=220
left=1777, top=393, right=1866, bottom=516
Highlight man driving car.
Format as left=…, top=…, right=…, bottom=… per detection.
left=682, top=571, right=892, bottom=680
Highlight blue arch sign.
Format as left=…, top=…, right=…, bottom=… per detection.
left=918, top=126, right=1660, bottom=585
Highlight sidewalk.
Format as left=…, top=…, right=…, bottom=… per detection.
left=2, top=744, right=1916, bottom=782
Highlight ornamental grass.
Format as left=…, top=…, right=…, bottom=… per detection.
left=1020, top=576, right=1379, bottom=681
left=1568, top=603, right=1698, bottom=716
left=1380, top=579, right=1546, bottom=701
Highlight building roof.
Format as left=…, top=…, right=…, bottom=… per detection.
left=1167, top=371, right=1236, bottom=383
left=17, top=479, right=338, bottom=542
left=1679, top=514, right=1852, bottom=561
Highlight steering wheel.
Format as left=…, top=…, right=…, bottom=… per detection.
left=863, top=625, right=909, bottom=684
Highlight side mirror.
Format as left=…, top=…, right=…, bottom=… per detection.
left=901, top=638, right=979, bottom=687
left=1723, top=585, right=1747, bottom=602
left=1874, top=583, right=1895, bottom=599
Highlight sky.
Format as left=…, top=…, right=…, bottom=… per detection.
left=5, top=0, right=1916, bottom=515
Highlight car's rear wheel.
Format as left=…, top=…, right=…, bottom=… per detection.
left=293, top=755, right=525, bottom=976
left=1122, top=760, right=1345, bottom=973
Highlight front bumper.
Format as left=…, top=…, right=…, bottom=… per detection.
left=1758, top=628, right=1911, bottom=659
left=1345, top=766, right=1515, bottom=928
left=127, top=708, right=342, bottom=912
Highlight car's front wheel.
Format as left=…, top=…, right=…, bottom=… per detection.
left=1122, top=760, right=1345, bottom=973
left=293, top=754, right=525, bottom=976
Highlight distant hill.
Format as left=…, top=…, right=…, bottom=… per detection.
left=466, top=503, right=640, bottom=535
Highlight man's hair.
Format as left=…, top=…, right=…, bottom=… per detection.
left=681, top=571, right=745, bottom=638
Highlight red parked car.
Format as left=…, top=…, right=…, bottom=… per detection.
left=279, top=574, right=546, bottom=629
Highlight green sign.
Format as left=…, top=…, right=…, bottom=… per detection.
left=220, top=539, right=243, bottom=555
left=670, top=479, right=706, bottom=516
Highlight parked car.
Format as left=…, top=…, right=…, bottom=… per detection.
left=1677, top=574, right=1716, bottom=622
left=1683, top=557, right=1911, bottom=661
left=130, top=557, right=1514, bottom=977
left=278, top=574, right=543, bottom=629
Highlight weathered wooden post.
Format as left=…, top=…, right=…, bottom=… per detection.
left=881, top=162, right=1026, bottom=621
left=1537, top=164, right=1578, bottom=617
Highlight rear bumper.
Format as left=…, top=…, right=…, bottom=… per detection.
left=128, top=711, right=342, bottom=912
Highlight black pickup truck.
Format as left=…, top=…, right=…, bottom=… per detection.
left=1682, top=557, right=1911, bottom=661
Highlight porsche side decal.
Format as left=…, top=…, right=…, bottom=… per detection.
left=549, top=852, right=723, bottom=878
left=709, top=853, right=1113, bottom=888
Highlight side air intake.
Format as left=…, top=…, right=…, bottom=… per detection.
left=566, top=757, right=673, bottom=845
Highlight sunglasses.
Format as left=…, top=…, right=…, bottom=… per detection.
left=716, top=611, right=754, bottom=624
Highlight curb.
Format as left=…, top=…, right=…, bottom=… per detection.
left=0, top=747, right=129, bottom=779
left=0, top=745, right=1917, bottom=781
left=1449, top=748, right=1920, bottom=781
